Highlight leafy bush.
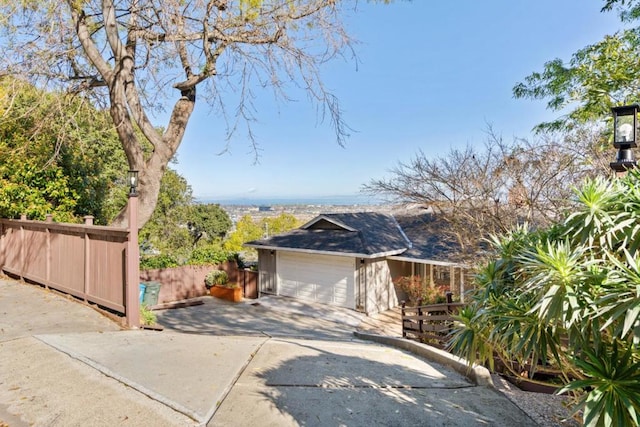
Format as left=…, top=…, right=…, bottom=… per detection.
left=140, top=254, right=179, bottom=270
left=448, top=171, right=640, bottom=426
left=204, top=270, right=228, bottom=288
left=188, top=244, right=233, bottom=266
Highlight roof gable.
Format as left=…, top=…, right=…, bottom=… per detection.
left=302, top=216, right=356, bottom=231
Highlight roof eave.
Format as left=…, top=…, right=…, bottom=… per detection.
left=387, top=254, right=467, bottom=268
left=243, top=243, right=407, bottom=259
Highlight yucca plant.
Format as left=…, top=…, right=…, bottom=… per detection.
left=448, top=169, right=640, bottom=426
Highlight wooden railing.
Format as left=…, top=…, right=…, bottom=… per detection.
left=0, top=214, right=138, bottom=326
left=401, top=294, right=465, bottom=348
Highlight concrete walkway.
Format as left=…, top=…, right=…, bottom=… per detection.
left=0, top=280, right=539, bottom=426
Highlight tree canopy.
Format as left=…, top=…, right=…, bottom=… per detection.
left=0, top=0, right=361, bottom=228
left=514, top=1, right=640, bottom=133
left=224, top=213, right=301, bottom=254
left=0, top=77, right=127, bottom=222
left=188, top=204, right=233, bottom=247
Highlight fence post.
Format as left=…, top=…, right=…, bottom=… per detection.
left=83, top=216, right=94, bottom=300
left=418, top=304, right=424, bottom=336
left=0, top=219, right=4, bottom=269
left=401, top=301, right=406, bottom=338
left=45, top=215, right=52, bottom=288
left=20, top=214, right=26, bottom=278
left=125, top=196, right=140, bottom=328
left=446, top=292, right=453, bottom=313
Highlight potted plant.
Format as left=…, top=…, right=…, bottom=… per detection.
left=205, top=270, right=243, bottom=302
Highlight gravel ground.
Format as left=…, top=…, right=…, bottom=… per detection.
left=491, top=374, right=580, bottom=427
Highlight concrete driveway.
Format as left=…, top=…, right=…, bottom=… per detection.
left=0, top=281, right=538, bottom=426
left=157, top=296, right=537, bottom=426
left=155, top=295, right=371, bottom=339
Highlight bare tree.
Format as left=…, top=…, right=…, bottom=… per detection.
left=364, top=127, right=613, bottom=260
left=0, top=0, right=356, bottom=227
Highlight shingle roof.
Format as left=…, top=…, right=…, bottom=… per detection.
left=392, top=213, right=461, bottom=263
left=245, top=211, right=461, bottom=264
left=245, top=212, right=411, bottom=257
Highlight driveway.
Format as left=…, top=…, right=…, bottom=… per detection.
left=0, top=281, right=538, bottom=426
left=155, top=295, right=373, bottom=339
left=156, top=296, right=537, bottom=427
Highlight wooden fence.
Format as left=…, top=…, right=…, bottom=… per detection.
left=401, top=294, right=465, bottom=348
left=140, top=263, right=259, bottom=307
left=0, top=215, right=138, bottom=326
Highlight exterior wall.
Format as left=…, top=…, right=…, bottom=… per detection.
left=362, top=257, right=398, bottom=315
left=257, top=249, right=277, bottom=294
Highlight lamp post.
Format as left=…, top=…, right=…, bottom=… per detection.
left=125, top=170, right=140, bottom=328
left=610, top=104, right=639, bottom=174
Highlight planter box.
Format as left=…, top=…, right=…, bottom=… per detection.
left=210, top=285, right=243, bottom=302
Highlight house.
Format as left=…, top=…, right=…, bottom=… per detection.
left=244, top=211, right=469, bottom=315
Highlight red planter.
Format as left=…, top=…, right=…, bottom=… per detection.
left=210, top=285, right=243, bottom=302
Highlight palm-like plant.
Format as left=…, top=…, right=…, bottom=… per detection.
left=448, top=169, right=640, bottom=426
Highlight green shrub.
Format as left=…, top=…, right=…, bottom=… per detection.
left=140, top=304, right=157, bottom=326
left=448, top=171, right=640, bottom=426
left=205, top=270, right=228, bottom=288
left=188, top=245, right=233, bottom=266
left=140, top=254, right=179, bottom=270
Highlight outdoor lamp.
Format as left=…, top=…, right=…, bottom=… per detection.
left=611, top=104, right=639, bottom=172
left=128, top=170, right=139, bottom=196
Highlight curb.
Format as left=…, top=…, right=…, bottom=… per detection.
left=353, top=331, right=494, bottom=388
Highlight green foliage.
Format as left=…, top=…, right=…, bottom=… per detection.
left=224, top=213, right=302, bottom=253
left=449, top=169, right=640, bottom=426
left=514, top=28, right=640, bottom=133
left=0, top=160, right=77, bottom=221
left=140, top=254, right=179, bottom=270
left=0, top=77, right=128, bottom=222
left=140, top=304, right=157, bottom=326
left=560, top=340, right=640, bottom=427
left=204, top=270, right=228, bottom=288
left=514, top=3, right=640, bottom=133
left=188, top=204, right=232, bottom=246
left=188, top=243, right=233, bottom=266
left=139, top=168, right=194, bottom=260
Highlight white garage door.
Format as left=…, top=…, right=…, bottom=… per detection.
left=277, top=252, right=355, bottom=308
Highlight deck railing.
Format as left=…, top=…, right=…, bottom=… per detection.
left=401, top=293, right=465, bottom=348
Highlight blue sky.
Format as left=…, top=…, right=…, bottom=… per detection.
left=173, top=1, right=625, bottom=201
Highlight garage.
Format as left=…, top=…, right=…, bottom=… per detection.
left=277, top=252, right=355, bottom=309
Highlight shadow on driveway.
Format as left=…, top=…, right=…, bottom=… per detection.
left=155, top=295, right=365, bottom=340
left=209, top=338, right=538, bottom=427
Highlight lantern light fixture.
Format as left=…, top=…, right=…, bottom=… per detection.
left=128, top=170, right=139, bottom=196
left=611, top=105, right=639, bottom=173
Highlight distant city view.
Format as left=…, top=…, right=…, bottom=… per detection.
left=204, top=194, right=397, bottom=223
left=197, top=194, right=385, bottom=207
